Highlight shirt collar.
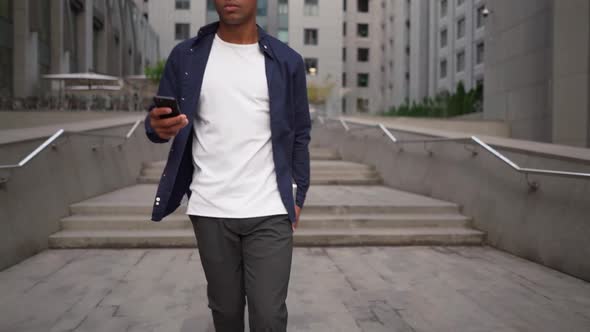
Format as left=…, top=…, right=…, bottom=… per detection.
left=192, top=21, right=273, bottom=58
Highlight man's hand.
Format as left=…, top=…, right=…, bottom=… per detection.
left=149, top=107, right=189, bottom=140
left=292, top=204, right=302, bottom=232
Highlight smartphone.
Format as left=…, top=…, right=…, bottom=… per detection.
left=153, top=96, right=181, bottom=119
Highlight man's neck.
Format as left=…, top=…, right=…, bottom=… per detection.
left=216, top=20, right=258, bottom=44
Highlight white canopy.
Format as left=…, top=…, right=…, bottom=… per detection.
left=43, top=72, right=121, bottom=89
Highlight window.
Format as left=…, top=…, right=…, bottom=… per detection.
left=278, top=29, right=289, bottom=43
left=342, top=72, right=347, bottom=87
left=357, top=73, right=369, bottom=87
left=304, top=0, right=319, bottom=16
left=342, top=97, right=347, bottom=113
left=175, top=0, right=190, bottom=10
left=457, top=0, right=464, bottom=6
left=440, top=28, right=448, bottom=48
left=278, top=0, right=288, bottom=14
left=343, top=47, right=347, bottom=61
left=476, top=6, right=486, bottom=28
left=343, top=0, right=347, bottom=12
left=457, top=17, right=465, bottom=39
left=343, top=22, right=347, bottom=36
left=175, top=23, right=190, bottom=40
left=304, top=58, right=318, bottom=75
left=358, top=0, right=369, bottom=13
left=257, top=0, right=268, bottom=16
left=440, top=59, right=448, bottom=78
left=357, top=98, right=369, bottom=112
left=440, top=0, right=448, bottom=17
left=476, top=42, right=484, bottom=64
left=357, top=23, right=369, bottom=37
left=456, top=50, right=465, bottom=72
left=304, top=28, right=318, bottom=45
left=207, top=0, right=215, bottom=10
left=357, top=48, right=369, bottom=62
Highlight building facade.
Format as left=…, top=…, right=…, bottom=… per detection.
left=388, top=0, right=487, bottom=108
left=483, top=0, right=590, bottom=147
left=1, top=0, right=160, bottom=98
left=342, top=0, right=396, bottom=114
left=145, top=0, right=343, bottom=116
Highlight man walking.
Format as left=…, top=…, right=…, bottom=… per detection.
left=144, top=0, right=311, bottom=331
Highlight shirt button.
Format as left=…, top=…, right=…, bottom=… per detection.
left=155, top=202, right=160, bottom=206
left=156, top=197, right=160, bottom=201
left=185, top=72, right=188, bottom=76
left=263, top=45, right=267, bottom=49
left=181, top=97, right=185, bottom=101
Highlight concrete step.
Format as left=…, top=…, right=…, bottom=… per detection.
left=142, top=148, right=341, bottom=171
left=142, top=160, right=373, bottom=174
left=70, top=201, right=459, bottom=216
left=140, top=169, right=380, bottom=179
left=69, top=184, right=462, bottom=216
left=137, top=175, right=383, bottom=185
left=59, top=213, right=472, bottom=231
left=48, top=227, right=485, bottom=248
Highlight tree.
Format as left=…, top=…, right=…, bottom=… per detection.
left=145, top=60, right=166, bottom=84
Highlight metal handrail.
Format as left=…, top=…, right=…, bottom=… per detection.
left=318, top=116, right=590, bottom=190
left=0, top=120, right=142, bottom=184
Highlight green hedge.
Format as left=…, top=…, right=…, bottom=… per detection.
left=384, top=82, right=483, bottom=118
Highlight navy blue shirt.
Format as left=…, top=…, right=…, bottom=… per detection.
left=144, top=22, right=311, bottom=223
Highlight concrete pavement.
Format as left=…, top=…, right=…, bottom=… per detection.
left=1, top=247, right=589, bottom=331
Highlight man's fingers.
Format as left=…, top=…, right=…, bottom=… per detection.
left=153, top=114, right=188, bottom=129
left=150, top=107, right=172, bottom=118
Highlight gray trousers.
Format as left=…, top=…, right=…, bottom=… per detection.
left=189, top=214, right=293, bottom=332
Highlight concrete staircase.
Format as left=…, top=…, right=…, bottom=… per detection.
left=49, top=147, right=485, bottom=248
left=138, top=149, right=383, bottom=186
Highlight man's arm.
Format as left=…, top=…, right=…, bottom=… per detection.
left=292, top=56, right=312, bottom=209
left=144, top=47, right=182, bottom=143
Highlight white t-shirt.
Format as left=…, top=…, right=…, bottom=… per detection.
left=186, top=33, right=287, bottom=218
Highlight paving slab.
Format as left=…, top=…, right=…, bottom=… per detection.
left=1, top=247, right=589, bottom=331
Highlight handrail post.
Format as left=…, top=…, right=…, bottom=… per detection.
left=339, top=117, right=350, bottom=131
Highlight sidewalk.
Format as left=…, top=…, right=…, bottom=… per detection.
left=1, top=247, right=589, bottom=331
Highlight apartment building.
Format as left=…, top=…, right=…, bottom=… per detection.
left=428, top=0, right=486, bottom=96
left=342, top=0, right=396, bottom=114
left=1, top=0, right=160, bottom=98
left=144, top=0, right=343, bottom=115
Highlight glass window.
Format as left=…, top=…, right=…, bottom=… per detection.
left=440, top=0, right=447, bottom=17
left=440, top=28, right=448, bottom=48
left=278, top=29, right=289, bottom=43
left=358, top=0, right=369, bottom=13
left=357, top=98, right=369, bottom=112
left=440, top=59, right=447, bottom=78
left=343, top=0, right=347, bottom=12
left=457, top=0, right=464, bottom=6
left=175, top=0, right=190, bottom=10
left=476, top=42, right=484, bottom=64
left=343, top=22, right=346, bottom=36
left=456, top=50, right=465, bottom=72
left=207, top=0, right=215, bottom=10
left=257, top=0, right=267, bottom=16
left=175, top=23, right=190, bottom=40
left=278, top=0, right=288, bottom=15
left=357, top=23, right=369, bottom=38
left=304, top=28, right=318, bottom=45
left=304, top=0, right=319, bottom=16
left=476, top=6, right=486, bottom=28
left=357, top=48, right=369, bottom=62
left=342, top=72, right=347, bottom=87
left=342, top=47, right=346, bottom=61
left=305, top=58, right=318, bottom=75
left=357, top=73, right=369, bottom=87
left=457, top=17, right=465, bottom=39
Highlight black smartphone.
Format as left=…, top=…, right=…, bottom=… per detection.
left=153, top=96, right=181, bottom=119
